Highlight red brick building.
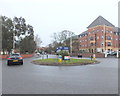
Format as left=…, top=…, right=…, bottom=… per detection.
left=78, top=16, right=120, bottom=53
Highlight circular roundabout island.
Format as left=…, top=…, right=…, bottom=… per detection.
left=32, top=58, right=100, bottom=66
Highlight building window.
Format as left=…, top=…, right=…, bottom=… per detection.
left=101, top=36, right=104, bottom=39
left=114, top=32, right=116, bottom=35
left=106, top=30, right=109, bottom=32
left=97, top=36, right=99, bottom=39
left=102, top=30, right=104, bottom=32
left=102, top=42, right=104, bottom=46
left=97, top=30, right=99, bottom=32
left=91, top=43, right=94, bottom=46
left=110, top=31, right=112, bottom=33
left=90, top=37, right=94, bottom=40
left=118, top=32, right=120, bottom=35
left=102, top=49, right=104, bottom=52
left=107, top=36, right=111, bottom=40
left=108, top=42, right=112, bottom=46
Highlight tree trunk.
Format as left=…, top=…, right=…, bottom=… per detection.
left=3, top=49, right=5, bottom=55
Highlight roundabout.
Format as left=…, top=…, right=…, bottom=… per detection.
left=32, top=58, right=99, bottom=66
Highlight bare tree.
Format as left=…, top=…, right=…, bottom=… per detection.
left=51, top=30, right=75, bottom=43
left=35, top=34, right=42, bottom=48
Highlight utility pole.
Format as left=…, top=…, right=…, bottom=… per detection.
left=70, top=36, right=72, bottom=55
left=13, top=32, right=15, bottom=49
left=68, top=31, right=72, bottom=55
left=12, top=21, right=15, bottom=53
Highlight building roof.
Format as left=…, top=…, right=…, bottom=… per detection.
left=78, top=31, right=88, bottom=36
left=87, top=16, right=115, bottom=28
left=72, top=35, right=78, bottom=39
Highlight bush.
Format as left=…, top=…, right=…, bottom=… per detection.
left=57, top=51, right=69, bottom=60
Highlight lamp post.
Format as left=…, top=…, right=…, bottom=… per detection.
left=12, top=32, right=15, bottom=53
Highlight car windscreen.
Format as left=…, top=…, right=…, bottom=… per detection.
left=11, top=54, right=20, bottom=56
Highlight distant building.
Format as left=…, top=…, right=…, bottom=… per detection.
left=78, top=16, right=120, bottom=53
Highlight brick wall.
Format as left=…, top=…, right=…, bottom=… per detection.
left=0, top=54, right=34, bottom=59
left=79, top=25, right=118, bottom=53
left=72, top=53, right=105, bottom=58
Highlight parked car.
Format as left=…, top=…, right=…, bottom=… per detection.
left=7, top=53, right=23, bottom=66
left=110, top=51, right=117, bottom=56
left=78, top=54, right=82, bottom=58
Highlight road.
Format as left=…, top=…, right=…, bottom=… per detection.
left=2, top=55, right=118, bottom=94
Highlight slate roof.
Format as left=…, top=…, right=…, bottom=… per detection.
left=72, top=35, right=78, bottom=39
left=87, top=16, right=115, bottom=28
left=78, top=31, right=88, bottom=37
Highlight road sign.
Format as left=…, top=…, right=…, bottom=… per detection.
left=64, top=56, right=70, bottom=60
left=63, top=47, right=69, bottom=50
left=56, top=47, right=69, bottom=52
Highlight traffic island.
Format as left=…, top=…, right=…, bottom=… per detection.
left=32, top=58, right=100, bottom=66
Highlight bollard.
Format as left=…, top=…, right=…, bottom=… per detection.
left=59, top=58, right=62, bottom=63
left=58, top=55, right=62, bottom=63
left=93, top=54, right=96, bottom=60
left=46, top=54, right=48, bottom=59
left=105, top=50, right=107, bottom=58
left=117, top=50, right=119, bottom=58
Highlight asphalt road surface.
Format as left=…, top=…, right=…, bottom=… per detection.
left=2, top=55, right=118, bottom=94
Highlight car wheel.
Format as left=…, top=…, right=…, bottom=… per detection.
left=21, top=61, right=23, bottom=65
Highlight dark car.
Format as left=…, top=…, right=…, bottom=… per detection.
left=7, top=53, right=23, bottom=66
left=78, top=54, right=82, bottom=58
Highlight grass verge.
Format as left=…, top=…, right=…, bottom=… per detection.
left=32, top=58, right=99, bottom=66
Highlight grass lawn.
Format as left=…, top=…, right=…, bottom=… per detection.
left=32, top=58, right=99, bottom=66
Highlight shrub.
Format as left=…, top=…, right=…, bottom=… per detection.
left=58, top=51, right=69, bottom=60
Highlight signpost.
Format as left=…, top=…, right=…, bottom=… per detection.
left=56, top=47, right=69, bottom=52
left=56, top=46, right=70, bottom=62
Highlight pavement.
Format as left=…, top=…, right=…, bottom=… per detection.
left=1, top=55, right=118, bottom=94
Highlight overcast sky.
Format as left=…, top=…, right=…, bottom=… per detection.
left=0, top=0, right=119, bottom=46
